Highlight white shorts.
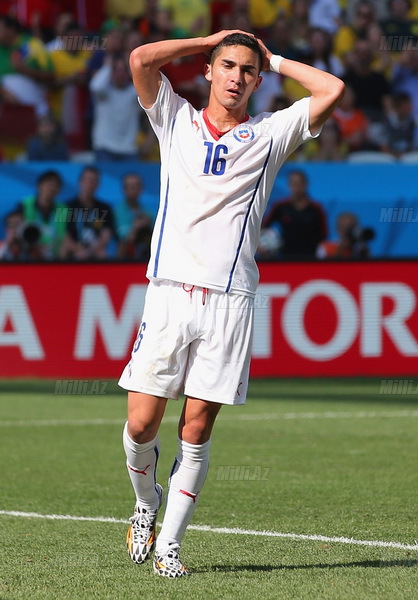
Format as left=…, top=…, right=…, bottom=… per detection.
left=118, top=279, right=254, bottom=405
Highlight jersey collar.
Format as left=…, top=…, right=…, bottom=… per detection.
left=202, top=109, right=249, bottom=141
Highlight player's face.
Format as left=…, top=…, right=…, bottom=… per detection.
left=205, top=45, right=262, bottom=111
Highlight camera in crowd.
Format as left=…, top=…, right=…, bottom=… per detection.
left=346, top=224, right=375, bottom=258
left=18, top=221, right=42, bottom=247
left=10, top=220, right=44, bottom=260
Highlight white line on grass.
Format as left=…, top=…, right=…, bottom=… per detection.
left=0, top=510, right=417, bottom=552
left=1, top=411, right=418, bottom=428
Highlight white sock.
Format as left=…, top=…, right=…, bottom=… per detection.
left=122, top=421, right=160, bottom=510
left=156, top=438, right=211, bottom=552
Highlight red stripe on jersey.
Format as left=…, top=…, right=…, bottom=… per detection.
left=203, top=109, right=249, bottom=141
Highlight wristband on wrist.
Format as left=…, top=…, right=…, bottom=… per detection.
left=269, top=54, right=284, bottom=74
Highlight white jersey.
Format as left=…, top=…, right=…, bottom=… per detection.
left=142, top=74, right=317, bottom=297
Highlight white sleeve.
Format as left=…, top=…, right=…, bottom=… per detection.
left=138, top=73, right=188, bottom=143
left=268, top=96, right=322, bottom=161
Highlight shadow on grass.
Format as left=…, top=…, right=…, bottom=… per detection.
left=204, top=559, right=418, bottom=573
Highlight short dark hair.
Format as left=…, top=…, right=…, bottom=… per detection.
left=123, top=172, right=142, bottom=183
left=37, top=170, right=63, bottom=187
left=79, top=166, right=100, bottom=180
left=209, top=33, right=264, bottom=72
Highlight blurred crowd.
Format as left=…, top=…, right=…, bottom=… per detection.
left=0, top=166, right=154, bottom=261
left=1, top=0, right=418, bottom=162
left=0, top=164, right=375, bottom=262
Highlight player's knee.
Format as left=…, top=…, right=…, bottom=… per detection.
left=181, top=419, right=211, bottom=445
left=127, top=418, right=158, bottom=444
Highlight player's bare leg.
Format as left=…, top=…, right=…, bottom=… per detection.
left=178, top=396, right=223, bottom=445
left=124, top=392, right=167, bottom=564
left=127, top=391, right=167, bottom=443
left=154, top=397, right=222, bottom=577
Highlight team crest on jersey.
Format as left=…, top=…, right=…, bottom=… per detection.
left=233, top=124, right=255, bottom=143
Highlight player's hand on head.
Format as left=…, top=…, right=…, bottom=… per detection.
left=256, top=38, right=272, bottom=72
left=204, top=29, right=256, bottom=50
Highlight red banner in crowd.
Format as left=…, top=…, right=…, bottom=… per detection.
left=1, top=262, right=418, bottom=378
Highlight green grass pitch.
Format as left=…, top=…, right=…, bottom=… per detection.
left=0, top=378, right=417, bottom=600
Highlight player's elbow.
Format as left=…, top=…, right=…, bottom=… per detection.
left=313, top=73, right=345, bottom=111
left=129, top=47, right=145, bottom=73
left=330, top=77, right=345, bottom=106
left=130, top=45, right=158, bottom=73
left=320, top=76, right=345, bottom=115
left=130, top=45, right=156, bottom=75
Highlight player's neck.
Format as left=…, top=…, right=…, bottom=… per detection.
left=204, top=104, right=248, bottom=133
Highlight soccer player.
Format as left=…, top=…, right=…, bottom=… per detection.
left=119, top=29, right=344, bottom=577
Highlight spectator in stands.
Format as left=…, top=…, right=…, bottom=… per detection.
left=260, top=170, right=327, bottom=259
left=156, top=0, right=211, bottom=39
left=87, top=26, right=125, bottom=78
left=14, top=170, right=67, bottom=259
left=251, top=67, right=284, bottom=113
left=26, top=113, right=69, bottom=160
left=317, top=212, right=374, bottom=259
left=89, top=56, right=153, bottom=161
left=380, top=0, right=418, bottom=44
left=135, top=0, right=168, bottom=43
left=344, top=0, right=387, bottom=21
left=0, top=15, right=53, bottom=117
left=300, top=27, right=344, bottom=77
left=343, top=39, right=391, bottom=122
left=302, top=118, right=348, bottom=161
left=115, top=173, right=153, bottom=260
left=161, top=53, right=209, bottom=109
left=289, top=0, right=311, bottom=54
left=391, top=49, right=418, bottom=120
left=334, top=1, right=378, bottom=65
left=0, top=210, right=37, bottom=260
left=48, top=21, right=92, bottom=152
left=268, top=16, right=299, bottom=60
left=123, top=30, right=145, bottom=57
left=221, top=0, right=253, bottom=33
left=309, top=0, right=341, bottom=35
left=59, top=166, right=116, bottom=260
left=46, top=13, right=74, bottom=51
left=85, top=26, right=127, bottom=150
left=378, top=92, right=416, bottom=156
left=332, top=84, right=370, bottom=152
left=283, top=3, right=342, bottom=103
left=365, top=21, right=393, bottom=76
left=247, top=0, right=291, bottom=41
